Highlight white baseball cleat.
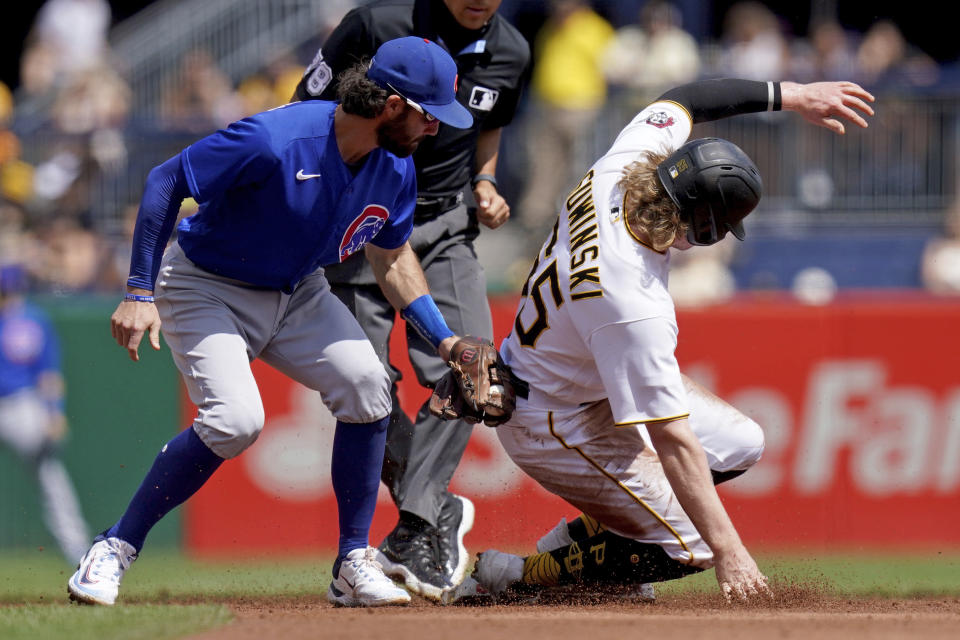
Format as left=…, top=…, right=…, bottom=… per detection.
left=327, top=547, right=412, bottom=607
left=67, top=537, right=138, bottom=606
left=535, top=517, right=574, bottom=553
left=473, top=549, right=524, bottom=595
left=441, top=575, right=494, bottom=605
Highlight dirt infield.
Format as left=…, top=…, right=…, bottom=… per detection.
left=185, top=590, right=960, bottom=640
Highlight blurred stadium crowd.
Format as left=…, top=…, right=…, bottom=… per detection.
left=1, top=0, right=959, bottom=304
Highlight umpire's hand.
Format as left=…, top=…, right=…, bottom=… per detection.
left=111, top=293, right=162, bottom=362
left=474, top=180, right=510, bottom=229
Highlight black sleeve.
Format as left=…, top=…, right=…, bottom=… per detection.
left=658, top=79, right=782, bottom=124
left=293, top=9, right=377, bottom=102
left=479, top=30, right=532, bottom=130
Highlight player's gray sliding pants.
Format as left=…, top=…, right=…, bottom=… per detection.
left=327, top=204, right=492, bottom=526
left=155, top=243, right=392, bottom=459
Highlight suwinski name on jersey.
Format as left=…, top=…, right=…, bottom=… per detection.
left=513, top=169, right=603, bottom=349
left=564, top=170, right=602, bottom=301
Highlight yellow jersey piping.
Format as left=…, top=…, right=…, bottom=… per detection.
left=546, top=411, right=695, bottom=563
left=615, top=412, right=690, bottom=428
left=622, top=193, right=666, bottom=254
left=654, top=99, right=693, bottom=125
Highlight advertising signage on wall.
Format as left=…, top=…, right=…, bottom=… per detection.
left=185, top=296, right=960, bottom=555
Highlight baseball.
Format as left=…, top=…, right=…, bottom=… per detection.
left=486, top=384, right=506, bottom=416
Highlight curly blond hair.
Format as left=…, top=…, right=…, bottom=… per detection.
left=618, top=150, right=686, bottom=252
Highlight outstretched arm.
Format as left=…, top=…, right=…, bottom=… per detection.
left=659, top=78, right=874, bottom=134
left=367, top=242, right=514, bottom=424
left=648, top=417, right=771, bottom=601
left=365, top=243, right=459, bottom=360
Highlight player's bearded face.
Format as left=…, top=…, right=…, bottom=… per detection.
left=377, top=109, right=433, bottom=157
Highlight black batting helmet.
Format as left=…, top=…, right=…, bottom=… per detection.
left=656, top=137, right=762, bottom=246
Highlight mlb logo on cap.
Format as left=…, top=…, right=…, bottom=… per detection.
left=367, top=37, right=473, bottom=128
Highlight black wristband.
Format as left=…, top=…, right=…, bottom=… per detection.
left=471, top=173, right=497, bottom=189
left=771, top=81, right=782, bottom=111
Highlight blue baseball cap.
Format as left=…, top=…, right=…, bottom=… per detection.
left=367, top=36, right=473, bottom=129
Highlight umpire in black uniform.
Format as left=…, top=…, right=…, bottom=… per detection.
left=292, top=0, right=529, bottom=601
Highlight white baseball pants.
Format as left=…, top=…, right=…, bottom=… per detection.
left=497, top=374, right=764, bottom=569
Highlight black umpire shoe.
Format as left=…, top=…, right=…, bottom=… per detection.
left=436, top=493, right=475, bottom=587
left=376, top=512, right=450, bottom=601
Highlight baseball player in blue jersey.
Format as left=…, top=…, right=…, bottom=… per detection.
left=67, top=37, right=476, bottom=608
left=0, top=263, right=90, bottom=564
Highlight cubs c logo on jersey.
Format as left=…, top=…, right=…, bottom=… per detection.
left=645, top=112, right=675, bottom=128
left=339, top=205, right=389, bottom=261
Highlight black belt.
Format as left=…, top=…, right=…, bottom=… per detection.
left=415, top=191, right=463, bottom=219
left=507, top=370, right=592, bottom=406
left=508, top=367, right=529, bottom=399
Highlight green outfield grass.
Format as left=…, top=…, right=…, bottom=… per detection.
left=0, top=549, right=333, bottom=640
left=2, top=549, right=959, bottom=639
left=0, top=548, right=336, bottom=605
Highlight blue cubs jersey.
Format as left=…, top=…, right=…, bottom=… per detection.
left=0, top=302, right=60, bottom=398
left=176, top=101, right=416, bottom=292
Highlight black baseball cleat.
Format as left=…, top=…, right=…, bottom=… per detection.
left=436, top=493, right=475, bottom=587
left=376, top=513, right=451, bottom=601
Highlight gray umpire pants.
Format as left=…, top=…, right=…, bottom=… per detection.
left=325, top=203, right=492, bottom=528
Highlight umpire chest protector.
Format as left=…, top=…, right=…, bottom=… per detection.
left=656, top=137, right=762, bottom=246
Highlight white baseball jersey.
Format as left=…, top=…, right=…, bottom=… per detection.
left=498, top=100, right=765, bottom=569
left=502, top=99, right=694, bottom=426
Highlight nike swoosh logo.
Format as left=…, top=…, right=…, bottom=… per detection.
left=79, top=564, right=99, bottom=585
left=296, top=169, right=323, bottom=181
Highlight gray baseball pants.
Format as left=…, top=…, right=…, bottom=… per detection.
left=156, top=243, right=392, bottom=459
